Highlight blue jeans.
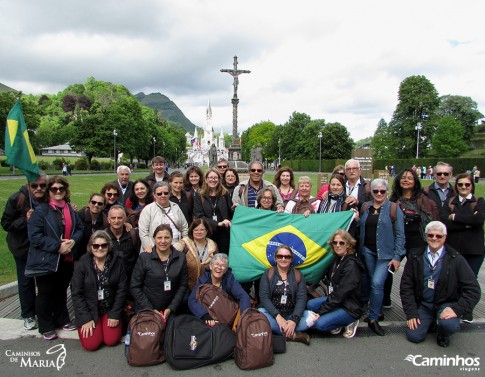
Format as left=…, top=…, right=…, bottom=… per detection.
left=15, top=255, right=36, bottom=318
left=362, top=247, right=389, bottom=321
left=306, top=297, right=355, bottom=332
left=406, top=302, right=460, bottom=343
left=258, top=307, right=311, bottom=335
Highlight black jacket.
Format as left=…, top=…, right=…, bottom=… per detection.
left=111, top=180, right=133, bottom=205
left=144, top=172, right=169, bottom=190
left=105, top=227, right=140, bottom=281
left=425, top=183, right=454, bottom=222
left=77, top=207, right=109, bottom=261
left=71, top=251, right=128, bottom=327
left=444, top=195, right=485, bottom=256
left=317, top=254, right=365, bottom=319
left=400, top=245, right=481, bottom=320
left=193, top=192, right=233, bottom=232
left=1, top=185, right=42, bottom=258
left=259, top=267, right=307, bottom=322
left=130, top=247, right=188, bottom=313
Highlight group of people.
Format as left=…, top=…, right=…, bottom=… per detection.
left=1, top=157, right=482, bottom=353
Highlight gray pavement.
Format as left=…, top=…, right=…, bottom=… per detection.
left=1, top=317, right=483, bottom=377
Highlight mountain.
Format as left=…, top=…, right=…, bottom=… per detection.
left=135, top=92, right=197, bottom=132
left=0, top=82, right=18, bottom=93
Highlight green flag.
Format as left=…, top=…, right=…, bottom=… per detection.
left=229, top=206, right=354, bottom=284
left=5, top=100, right=40, bottom=182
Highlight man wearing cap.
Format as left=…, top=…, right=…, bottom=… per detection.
left=1, top=172, right=48, bottom=331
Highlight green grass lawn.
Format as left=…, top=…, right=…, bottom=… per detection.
left=1, top=173, right=484, bottom=285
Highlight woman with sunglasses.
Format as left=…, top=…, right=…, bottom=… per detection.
left=101, top=182, right=123, bottom=215
left=273, top=166, right=296, bottom=205
left=193, top=169, right=233, bottom=253
left=358, top=178, right=405, bottom=336
left=445, top=173, right=485, bottom=278
left=259, top=245, right=312, bottom=345
left=138, top=181, right=188, bottom=252
left=71, top=230, right=127, bottom=351
left=26, top=176, right=84, bottom=340
left=307, top=230, right=365, bottom=338
left=125, top=179, right=152, bottom=227
left=77, top=193, right=108, bottom=261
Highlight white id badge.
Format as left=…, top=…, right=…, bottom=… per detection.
left=212, top=215, right=218, bottom=221
left=328, top=285, right=334, bottom=294
left=428, top=279, right=435, bottom=289
left=164, top=280, right=172, bottom=291
left=97, top=289, right=104, bottom=300
left=280, top=295, right=287, bottom=304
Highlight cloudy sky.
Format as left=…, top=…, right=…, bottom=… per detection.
left=1, top=0, right=484, bottom=141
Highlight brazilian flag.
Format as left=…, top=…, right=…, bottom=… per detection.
left=5, top=100, right=40, bottom=182
left=229, top=206, right=354, bottom=284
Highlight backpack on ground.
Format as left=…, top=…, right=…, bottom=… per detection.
left=234, top=308, right=274, bottom=370
left=164, top=314, right=236, bottom=370
left=196, top=284, right=239, bottom=326
left=125, top=309, right=166, bottom=366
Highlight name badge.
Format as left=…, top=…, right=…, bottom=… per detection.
left=212, top=215, right=218, bottom=221
left=428, top=278, right=435, bottom=290
left=164, top=280, right=172, bottom=291
left=97, top=289, right=104, bottom=300
left=328, top=284, right=334, bottom=294
left=280, top=295, right=287, bottom=304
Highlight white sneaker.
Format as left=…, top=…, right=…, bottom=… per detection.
left=330, top=327, right=342, bottom=335
left=23, top=317, right=38, bottom=330
left=343, top=320, right=359, bottom=338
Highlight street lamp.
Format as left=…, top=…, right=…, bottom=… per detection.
left=113, top=129, right=117, bottom=172
left=152, top=136, right=156, bottom=159
left=278, top=138, right=281, bottom=168
left=318, top=131, right=323, bottom=173
left=416, top=122, right=422, bottom=159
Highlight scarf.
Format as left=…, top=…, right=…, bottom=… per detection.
left=319, top=192, right=345, bottom=213
left=49, top=199, right=74, bottom=262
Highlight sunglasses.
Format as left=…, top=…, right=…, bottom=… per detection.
left=106, top=192, right=119, bottom=197
left=436, top=172, right=450, bottom=177
left=217, top=165, right=228, bottom=169
left=426, top=233, right=444, bottom=239
left=372, top=190, right=387, bottom=195
left=92, top=243, right=109, bottom=250
left=457, top=182, right=471, bottom=188
left=49, top=186, right=66, bottom=193
left=250, top=169, right=263, bottom=173
left=275, top=254, right=292, bottom=260
left=331, top=240, right=347, bottom=246
left=90, top=200, right=104, bottom=206
left=156, top=191, right=170, bottom=196
left=30, top=183, right=47, bottom=189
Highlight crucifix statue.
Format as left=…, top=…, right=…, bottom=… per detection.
left=221, top=56, right=250, bottom=160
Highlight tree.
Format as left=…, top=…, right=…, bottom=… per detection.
left=320, top=122, right=354, bottom=159
left=240, top=121, right=276, bottom=161
left=431, top=116, right=468, bottom=157
left=436, top=95, right=483, bottom=143
left=280, top=112, right=312, bottom=160
left=388, top=75, right=439, bottom=158
left=371, top=119, right=393, bottom=158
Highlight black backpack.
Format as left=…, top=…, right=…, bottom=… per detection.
left=234, top=308, right=274, bottom=370
left=164, top=314, right=236, bottom=370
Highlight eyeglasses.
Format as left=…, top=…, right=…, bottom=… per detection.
left=90, top=200, right=104, bottom=206
left=457, top=182, right=471, bottom=188
left=49, top=186, right=66, bottom=193
left=426, top=233, right=444, bottom=239
left=106, top=192, right=119, bottom=197
left=436, top=172, right=450, bottom=177
left=207, top=176, right=219, bottom=181
left=275, top=254, right=292, bottom=260
left=217, top=165, right=228, bottom=169
left=261, top=196, right=273, bottom=200
left=213, top=263, right=227, bottom=269
left=372, top=190, right=387, bottom=195
left=92, top=243, right=109, bottom=250
left=250, top=169, right=263, bottom=173
left=30, top=183, right=47, bottom=189
left=156, top=191, right=170, bottom=196
left=345, top=167, right=359, bottom=171
left=331, top=240, right=347, bottom=246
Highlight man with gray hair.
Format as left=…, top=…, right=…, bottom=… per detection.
left=424, top=162, right=454, bottom=222
left=232, top=161, right=284, bottom=212
left=112, top=165, right=133, bottom=205
left=344, top=159, right=371, bottom=208
left=400, top=221, right=480, bottom=347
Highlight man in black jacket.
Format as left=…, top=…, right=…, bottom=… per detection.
left=1, top=172, right=47, bottom=330
left=400, top=221, right=481, bottom=347
left=425, top=162, right=454, bottom=222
